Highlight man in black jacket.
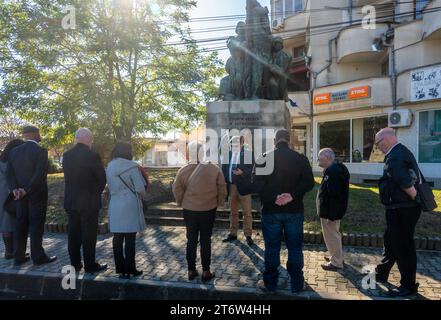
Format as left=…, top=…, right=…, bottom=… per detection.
left=7, top=126, right=57, bottom=266
left=254, top=129, right=315, bottom=293
left=317, top=148, right=350, bottom=271
left=374, top=128, right=421, bottom=297
left=222, top=136, right=255, bottom=246
left=62, top=128, right=107, bottom=273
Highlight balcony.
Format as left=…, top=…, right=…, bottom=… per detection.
left=273, top=11, right=309, bottom=39
left=353, top=0, right=394, bottom=6
left=423, top=0, right=441, bottom=40
left=337, top=23, right=389, bottom=63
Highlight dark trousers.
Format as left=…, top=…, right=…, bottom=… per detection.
left=376, top=206, right=421, bottom=289
left=113, top=233, right=137, bottom=274
left=14, top=194, right=48, bottom=263
left=261, top=213, right=304, bottom=292
left=67, top=210, right=99, bottom=270
left=183, top=209, right=216, bottom=272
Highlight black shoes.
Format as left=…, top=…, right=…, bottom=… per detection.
left=388, top=284, right=419, bottom=297
left=72, top=263, right=83, bottom=272
left=223, top=235, right=254, bottom=246
left=130, top=270, right=143, bottom=278
left=201, top=271, right=215, bottom=282
left=188, top=270, right=199, bottom=281
left=85, top=263, right=108, bottom=274
left=119, top=270, right=143, bottom=279
left=14, top=256, right=30, bottom=266
left=33, top=255, right=57, bottom=266
left=375, top=273, right=389, bottom=284
left=321, top=263, right=343, bottom=272
left=222, top=234, right=237, bottom=242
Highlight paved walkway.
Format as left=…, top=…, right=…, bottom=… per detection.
left=1, top=226, right=441, bottom=300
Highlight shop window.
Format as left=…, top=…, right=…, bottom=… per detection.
left=419, top=110, right=441, bottom=163
left=292, top=126, right=307, bottom=156
left=352, top=116, right=388, bottom=163
left=319, top=120, right=351, bottom=162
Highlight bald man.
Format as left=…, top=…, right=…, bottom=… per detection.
left=62, top=128, right=107, bottom=273
left=374, top=128, right=421, bottom=297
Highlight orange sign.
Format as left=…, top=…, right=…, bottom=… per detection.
left=348, top=86, right=370, bottom=99
left=314, top=93, right=331, bottom=105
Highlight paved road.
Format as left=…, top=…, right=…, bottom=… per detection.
left=1, top=226, right=440, bottom=300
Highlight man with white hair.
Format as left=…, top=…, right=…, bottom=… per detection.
left=62, top=128, right=107, bottom=273
left=317, top=148, right=350, bottom=271
left=374, top=128, right=422, bottom=297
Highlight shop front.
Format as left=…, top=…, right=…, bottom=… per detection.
left=311, top=77, right=393, bottom=184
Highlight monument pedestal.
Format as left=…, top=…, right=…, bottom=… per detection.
left=206, top=100, right=291, bottom=157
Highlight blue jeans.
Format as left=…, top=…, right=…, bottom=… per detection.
left=261, top=213, right=304, bottom=292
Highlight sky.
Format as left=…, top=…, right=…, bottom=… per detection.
left=189, top=0, right=271, bottom=64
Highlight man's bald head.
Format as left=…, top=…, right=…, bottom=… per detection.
left=75, top=128, right=93, bottom=148
left=375, top=128, right=398, bottom=154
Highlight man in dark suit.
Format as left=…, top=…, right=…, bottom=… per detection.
left=221, top=135, right=255, bottom=246
left=375, top=128, right=421, bottom=297
left=62, top=128, right=107, bottom=273
left=6, top=126, right=57, bottom=266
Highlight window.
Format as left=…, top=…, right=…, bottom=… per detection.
left=292, top=126, right=307, bottom=156
left=293, top=46, right=305, bottom=60
left=319, top=116, right=388, bottom=163
left=352, top=116, right=388, bottom=163
left=295, top=0, right=304, bottom=12
left=274, top=0, right=283, bottom=22
left=319, top=120, right=351, bottom=162
left=415, top=0, right=430, bottom=19
left=419, top=110, right=441, bottom=163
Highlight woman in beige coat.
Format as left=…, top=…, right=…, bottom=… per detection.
left=172, top=142, right=227, bottom=282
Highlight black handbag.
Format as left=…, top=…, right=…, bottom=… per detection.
left=3, top=193, right=17, bottom=216
left=416, top=169, right=438, bottom=212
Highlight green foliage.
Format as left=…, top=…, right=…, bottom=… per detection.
left=0, top=0, right=223, bottom=158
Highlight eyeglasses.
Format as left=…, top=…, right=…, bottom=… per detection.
left=374, top=138, right=384, bottom=147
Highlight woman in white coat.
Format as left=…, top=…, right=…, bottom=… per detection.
left=107, top=142, right=147, bottom=279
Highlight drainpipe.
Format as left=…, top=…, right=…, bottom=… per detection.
left=307, top=37, right=337, bottom=162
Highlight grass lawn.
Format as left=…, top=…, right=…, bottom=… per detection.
left=47, top=171, right=441, bottom=237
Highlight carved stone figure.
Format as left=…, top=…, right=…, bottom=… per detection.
left=219, top=0, right=292, bottom=101
left=266, top=37, right=292, bottom=101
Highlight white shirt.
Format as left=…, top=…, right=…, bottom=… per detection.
left=229, top=152, right=240, bottom=183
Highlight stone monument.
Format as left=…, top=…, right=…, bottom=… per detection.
left=207, top=0, right=292, bottom=160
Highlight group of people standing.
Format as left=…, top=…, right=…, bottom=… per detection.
left=173, top=128, right=425, bottom=298
left=0, top=125, right=425, bottom=297
left=0, top=126, right=148, bottom=278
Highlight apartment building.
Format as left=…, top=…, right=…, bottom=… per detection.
left=271, top=0, right=441, bottom=187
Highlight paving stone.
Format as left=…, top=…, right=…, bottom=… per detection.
left=0, top=225, right=440, bottom=300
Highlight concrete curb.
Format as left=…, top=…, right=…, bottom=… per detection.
left=0, top=269, right=371, bottom=300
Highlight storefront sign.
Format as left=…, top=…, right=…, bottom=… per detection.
left=314, top=85, right=371, bottom=106
left=314, top=93, right=331, bottom=105
left=411, top=65, right=441, bottom=102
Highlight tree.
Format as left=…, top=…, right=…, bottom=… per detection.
left=0, top=0, right=223, bottom=159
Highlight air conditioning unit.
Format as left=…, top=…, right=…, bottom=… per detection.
left=388, top=109, right=413, bottom=128
left=272, top=19, right=283, bottom=29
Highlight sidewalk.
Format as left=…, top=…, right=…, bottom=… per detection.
left=1, top=226, right=440, bottom=300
